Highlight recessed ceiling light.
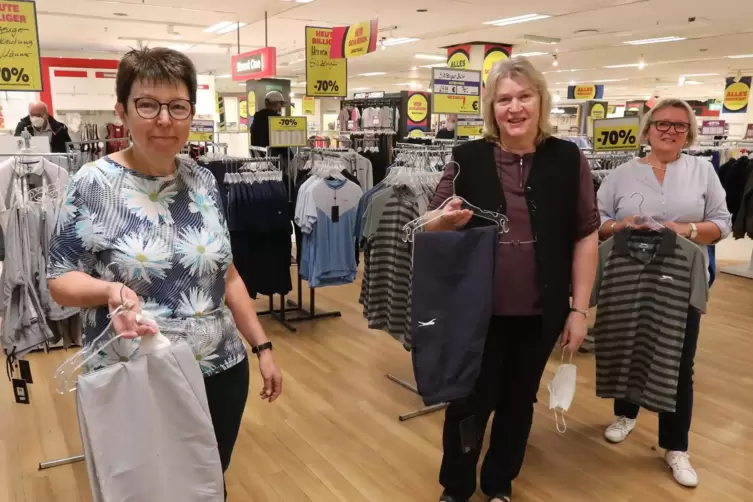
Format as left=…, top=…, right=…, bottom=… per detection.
left=684, top=80, right=703, bottom=85
left=358, top=72, right=386, bottom=76
left=411, top=66, right=418, bottom=70
left=624, top=36, right=685, bottom=45
left=726, top=54, right=753, bottom=59
left=523, top=34, right=559, bottom=45
left=113, top=12, right=128, bottom=17
left=682, top=73, right=718, bottom=77
left=484, top=13, right=550, bottom=27
left=414, top=53, right=446, bottom=61
left=594, top=78, right=628, bottom=83
left=516, top=52, right=548, bottom=57
left=603, top=63, right=643, bottom=68
left=419, top=63, right=446, bottom=68
left=351, top=87, right=369, bottom=91
left=382, top=38, right=420, bottom=46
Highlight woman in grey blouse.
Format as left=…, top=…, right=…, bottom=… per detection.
left=596, top=98, right=731, bottom=489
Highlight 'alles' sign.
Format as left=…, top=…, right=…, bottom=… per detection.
left=567, top=84, right=605, bottom=100
left=723, top=76, right=751, bottom=114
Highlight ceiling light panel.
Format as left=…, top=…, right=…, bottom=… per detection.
left=623, top=36, right=686, bottom=45
left=603, top=63, right=643, bottom=68
left=414, top=53, right=446, bottom=61
left=726, top=54, right=753, bottom=59
left=358, top=72, right=386, bottom=76
left=381, top=38, right=419, bottom=46
left=516, top=52, right=548, bottom=57
left=204, top=21, right=235, bottom=33
left=484, top=13, right=550, bottom=27
left=419, top=63, right=447, bottom=68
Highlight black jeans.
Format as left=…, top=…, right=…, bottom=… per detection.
left=439, top=315, right=558, bottom=499
left=613, top=307, right=701, bottom=452
left=205, top=356, right=250, bottom=499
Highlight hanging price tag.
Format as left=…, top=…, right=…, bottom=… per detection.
left=269, top=116, right=308, bottom=147
left=188, top=120, right=214, bottom=142
left=592, top=117, right=640, bottom=152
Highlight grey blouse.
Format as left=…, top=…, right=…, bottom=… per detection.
left=597, top=154, right=732, bottom=267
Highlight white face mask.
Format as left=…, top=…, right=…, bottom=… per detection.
left=547, top=351, right=577, bottom=434
left=30, top=116, right=46, bottom=129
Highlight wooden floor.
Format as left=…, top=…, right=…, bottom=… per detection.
left=1, top=268, right=752, bottom=502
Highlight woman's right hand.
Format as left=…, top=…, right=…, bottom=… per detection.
left=107, top=282, right=157, bottom=339
left=437, top=198, right=474, bottom=230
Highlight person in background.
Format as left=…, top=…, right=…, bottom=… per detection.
left=14, top=101, right=72, bottom=153
left=436, top=114, right=457, bottom=139
left=46, top=47, right=283, bottom=499
left=250, top=90, right=286, bottom=147
left=596, top=98, right=731, bottom=488
left=424, top=57, right=599, bottom=502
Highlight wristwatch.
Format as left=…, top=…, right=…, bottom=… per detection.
left=570, top=307, right=589, bottom=318
left=689, top=223, right=698, bottom=240
left=252, top=341, right=273, bottom=356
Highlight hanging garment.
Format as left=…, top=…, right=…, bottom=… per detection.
left=411, top=226, right=498, bottom=406
left=295, top=177, right=362, bottom=287
left=106, top=123, right=129, bottom=154
left=77, top=338, right=224, bottom=502
left=591, top=229, right=708, bottom=413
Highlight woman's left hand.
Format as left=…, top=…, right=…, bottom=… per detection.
left=258, top=352, right=283, bottom=403
left=561, top=311, right=588, bottom=353
left=664, top=221, right=691, bottom=238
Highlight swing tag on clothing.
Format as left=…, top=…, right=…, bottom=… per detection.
left=18, top=359, right=33, bottom=384
left=331, top=205, right=340, bottom=223
left=13, top=378, right=30, bottom=404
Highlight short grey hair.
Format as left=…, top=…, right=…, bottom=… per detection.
left=482, top=56, right=552, bottom=144
left=639, top=98, right=698, bottom=147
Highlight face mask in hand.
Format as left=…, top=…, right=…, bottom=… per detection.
left=547, top=350, right=577, bottom=434
left=30, top=116, right=46, bottom=129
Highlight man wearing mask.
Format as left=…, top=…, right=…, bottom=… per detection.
left=436, top=114, right=457, bottom=139
left=250, top=91, right=286, bottom=148
left=14, top=101, right=72, bottom=153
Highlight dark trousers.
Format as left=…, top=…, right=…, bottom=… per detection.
left=613, top=307, right=701, bottom=452
left=205, top=357, right=250, bottom=499
left=440, top=315, right=558, bottom=499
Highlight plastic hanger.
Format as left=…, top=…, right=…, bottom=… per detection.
left=402, top=160, right=510, bottom=242
left=54, top=302, right=167, bottom=394
left=630, top=192, right=664, bottom=230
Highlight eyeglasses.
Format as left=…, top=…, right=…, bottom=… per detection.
left=651, top=120, right=690, bottom=134
left=132, top=97, right=194, bottom=120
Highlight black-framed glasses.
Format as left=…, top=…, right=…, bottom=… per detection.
left=133, top=97, right=194, bottom=120
left=651, top=120, right=690, bottom=134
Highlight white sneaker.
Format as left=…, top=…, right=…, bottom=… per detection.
left=665, top=451, right=698, bottom=488
left=604, top=416, right=637, bottom=443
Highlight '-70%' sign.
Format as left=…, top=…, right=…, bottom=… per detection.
left=592, top=117, right=640, bottom=152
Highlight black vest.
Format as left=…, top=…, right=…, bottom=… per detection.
left=452, top=137, right=582, bottom=337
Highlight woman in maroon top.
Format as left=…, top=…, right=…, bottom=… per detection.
left=424, top=57, right=600, bottom=502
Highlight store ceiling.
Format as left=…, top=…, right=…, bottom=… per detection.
left=36, top=0, right=753, bottom=102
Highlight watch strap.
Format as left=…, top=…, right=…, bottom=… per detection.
left=689, top=222, right=698, bottom=239
left=570, top=307, right=589, bottom=318
left=252, top=341, right=273, bottom=355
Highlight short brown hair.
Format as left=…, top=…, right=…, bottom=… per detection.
left=483, top=56, right=553, bottom=144
left=116, top=47, right=198, bottom=107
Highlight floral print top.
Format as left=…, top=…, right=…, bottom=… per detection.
left=47, top=157, right=246, bottom=376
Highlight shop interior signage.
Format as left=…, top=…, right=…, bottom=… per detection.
left=701, top=119, right=726, bottom=136
left=353, top=91, right=385, bottom=99
left=593, top=117, right=640, bottom=152
left=457, top=117, right=485, bottom=137
left=269, top=116, right=307, bottom=147
left=482, top=44, right=511, bottom=84
left=0, top=0, right=43, bottom=92
left=329, top=18, right=378, bottom=59
left=446, top=45, right=471, bottom=70
left=305, top=26, right=347, bottom=97
left=231, top=47, right=277, bottom=81
left=431, top=68, right=481, bottom=115
left=567, top=84, right=605, bottom=100
left=723, top=76, right=751, bottom=114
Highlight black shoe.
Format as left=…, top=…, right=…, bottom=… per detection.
left=439, top=492, right=467, bottom=502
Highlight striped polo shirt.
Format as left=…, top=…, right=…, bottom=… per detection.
left=590, top=229, right=708, bottom=413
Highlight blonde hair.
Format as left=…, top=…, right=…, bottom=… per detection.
left=639, top=98, right=698, bottom=147
left=482, top=56, right=552, bottom=144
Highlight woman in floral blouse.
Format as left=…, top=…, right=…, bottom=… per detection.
left=47, top=47, right=282, bottom=497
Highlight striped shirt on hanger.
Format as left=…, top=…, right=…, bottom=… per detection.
left=590, top=229, right=708, bottom=413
